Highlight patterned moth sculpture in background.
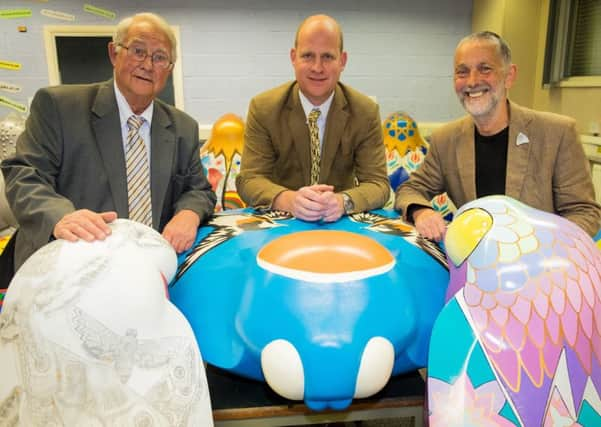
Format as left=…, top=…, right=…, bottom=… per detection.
left=428, top=195, right=601, bottom=426
left=0, top=112, right=22, bottom=235
left=0, top=112, right=24, bottom=310
left=382, top=111, right=454, bottom=219
left=200, top=113, right=246, bottom=212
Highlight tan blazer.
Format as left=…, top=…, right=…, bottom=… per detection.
left=395, top=101, right=601, bottom=236
left=236, top=81, right=390, bottom=213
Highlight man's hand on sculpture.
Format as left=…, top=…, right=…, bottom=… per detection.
left=413, top=207, right=446, bottom=242
left=273, top=185, right=335, bottom=222
left=53, top=209, right=117, bottom=242
left=162, top=209, right=201, bottom=253
left=319, top=191, right=344, bottom=223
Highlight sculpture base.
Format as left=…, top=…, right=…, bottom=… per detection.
left=208, top=365, right=425, bottom=426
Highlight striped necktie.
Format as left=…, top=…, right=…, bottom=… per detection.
left=125, top=115, right=152, bottom=227
left=308, top=108, right=321, bottom=185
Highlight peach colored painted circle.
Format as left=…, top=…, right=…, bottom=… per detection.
left=257, top=230, right=395, bottom=283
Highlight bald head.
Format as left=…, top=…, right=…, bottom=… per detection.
left=294, top=14, right=344, bottom=52
left=290, top=13, right=347, bottom=106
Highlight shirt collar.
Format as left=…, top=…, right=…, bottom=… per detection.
left=113, top=80, right=154, bottom=127
left=298, top=89, right=334, bottom=122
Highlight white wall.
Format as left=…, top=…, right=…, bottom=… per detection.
left=0, top=0, right=471, bottom=126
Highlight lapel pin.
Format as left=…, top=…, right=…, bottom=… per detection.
left=516, top=132, right=530, bottom=146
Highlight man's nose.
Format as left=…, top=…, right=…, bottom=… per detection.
left=466, top=69, right=479, bottom=86
left=311, top=58, right=324, bottom=72
left=141, top=54, right=154, bottom=69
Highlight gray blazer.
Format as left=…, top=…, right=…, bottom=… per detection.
left=2, top=80, right=216, bottom=269
left=236, top=81, right=390, bottom=212
left=395, top=101, right=601, bottom=236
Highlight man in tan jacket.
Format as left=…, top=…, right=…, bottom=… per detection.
left=236, top=15, right=389, bottom=222
left=396, top=31, right=601, bottom=239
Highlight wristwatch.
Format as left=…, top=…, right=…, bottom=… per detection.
left=341, top=193, right=354, bottom=215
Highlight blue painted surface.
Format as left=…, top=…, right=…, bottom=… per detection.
left=170, top=209, right=449, bottom=410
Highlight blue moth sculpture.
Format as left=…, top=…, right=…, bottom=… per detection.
left=170, top=209, right=449, bottom=410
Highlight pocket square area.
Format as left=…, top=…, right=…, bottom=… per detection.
left=516, top=132, right=530, bottom=145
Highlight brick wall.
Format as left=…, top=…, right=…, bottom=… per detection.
left=0, top=0, right=471, bottom=126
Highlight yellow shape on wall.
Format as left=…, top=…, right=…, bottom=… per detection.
left=41, top=9, right=75, bottom=21
left=0, top=61, right=21, bottom=71
left=0, top=96, right=26, bottom=113
left=0, top=82, right=21, bottom=93
left=0, top=9, right=32, bottom=19
left=83, top=4, right=116, bottom=20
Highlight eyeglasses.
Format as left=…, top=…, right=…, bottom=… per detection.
left=117, top=43, right=173, bottom=69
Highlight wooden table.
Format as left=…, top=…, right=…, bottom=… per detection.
left=208, top=365, right=426, bottom=427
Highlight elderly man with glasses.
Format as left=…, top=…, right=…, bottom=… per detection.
left=0, top=12, right=216, bottom=284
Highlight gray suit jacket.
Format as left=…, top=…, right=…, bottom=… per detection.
left=395, top=101, right=601, bottom=236
left=2, top=80, right=216, bottom=269
left=236, top=81, right=390, bottom=212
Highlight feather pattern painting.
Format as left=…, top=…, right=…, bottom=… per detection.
left=430, top=195, right=601, bottom=427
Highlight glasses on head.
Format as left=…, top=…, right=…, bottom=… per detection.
left=117, top=43, right=173, bottom=69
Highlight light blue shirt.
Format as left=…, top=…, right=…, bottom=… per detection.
left=299, top=90, right=334, bottom=150
left=114, top=81, right=153, bottom=163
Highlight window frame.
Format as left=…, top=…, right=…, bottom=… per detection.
left=543, top=0, right=601, bottom=88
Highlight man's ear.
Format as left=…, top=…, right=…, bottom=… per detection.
left=290, top=48, right=297, bottom=65
left=108, top=42, right=118, bottom=66
left=340, top=51, right=348, bottom=69
left=505, top=63, right=517, bottom=89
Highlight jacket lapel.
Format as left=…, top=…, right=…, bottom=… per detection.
left=150, top=102, right=176, bottom=229
left=320, top=85, right=349, bottom=182
left=505, top=102, right=532, bottom=200
left=456, top=117, right=477, bottom=202
left=91, top=80, right=129, bottom=218
left=286, top=86, right=312, bottom=185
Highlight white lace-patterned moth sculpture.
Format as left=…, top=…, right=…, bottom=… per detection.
left=0, top=219, right=213, bottom=426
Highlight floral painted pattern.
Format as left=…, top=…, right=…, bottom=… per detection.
left=429, top=373, right=514, bottom=427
